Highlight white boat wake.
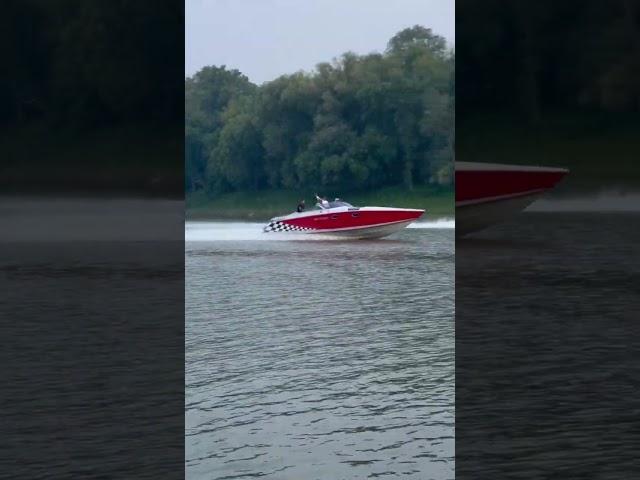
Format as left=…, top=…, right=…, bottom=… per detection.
left=528, top=192, right=640, bottom=212
left=409, top=218, right=455, bottom=229
left=186, top=218, right=454, bottom=242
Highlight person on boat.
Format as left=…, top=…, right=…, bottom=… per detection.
left=315, top=194, right=329, bottom=209
left=296, top=199, right=305, bottom=212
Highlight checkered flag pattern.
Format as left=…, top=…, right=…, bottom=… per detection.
left=263, top=221, right=314, bottom=233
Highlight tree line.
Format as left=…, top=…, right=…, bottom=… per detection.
left=186, top=26, right=454, bottom=196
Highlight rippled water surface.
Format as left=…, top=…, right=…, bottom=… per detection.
left=456, top=211, right=640, bottom=477
left=186, top=222, right=455, bottom=479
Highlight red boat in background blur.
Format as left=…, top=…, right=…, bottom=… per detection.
left=263, top=198, right=424, bottom=239
left=456, top=161, right=568, bottom=235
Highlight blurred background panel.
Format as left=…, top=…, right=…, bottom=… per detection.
left=456, top=0, right=640, bottom=477
left=1, top=2, right=185, bottom=479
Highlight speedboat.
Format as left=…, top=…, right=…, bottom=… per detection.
left=456, top=161, right=568, bottom=235
left=263, top=199, right=424, bottom=239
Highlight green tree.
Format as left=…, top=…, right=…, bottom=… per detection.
left=185, top=25, right=455, bottom=197
left=210, top=111, right=264, bottom=190
left=185, top=66, right=255, bottom=193
left=386, top=25, right=448, bottom=58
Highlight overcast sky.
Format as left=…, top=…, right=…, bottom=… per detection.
left=186, top=0, right=454, bottom=84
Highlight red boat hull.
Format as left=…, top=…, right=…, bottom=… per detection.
left=264, top=207, right=424, bottom=239
left=456, top=162, right=568, bottom=235
left=283, top=209, right=422, bottom=231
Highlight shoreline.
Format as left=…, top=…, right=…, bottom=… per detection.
left=185, top=214, right=455, bottom=222
left=186, top=209, right=455, bottom=222
left=186, top=187, right=454, bottom=222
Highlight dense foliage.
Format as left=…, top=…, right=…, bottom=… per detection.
left=185, top=26, right=454, bottom=196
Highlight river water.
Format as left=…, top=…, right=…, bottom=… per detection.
left=456, top=210, right=640, bottom=477
left=185, top=221, right=455, bottom=479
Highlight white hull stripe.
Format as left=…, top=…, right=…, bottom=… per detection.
left=306, top=218, right=417, bottom=233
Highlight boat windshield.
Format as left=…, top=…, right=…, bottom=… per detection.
left=327, top=201, right=353, bottom=208
left=314, top=198, right=355, bottom=209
